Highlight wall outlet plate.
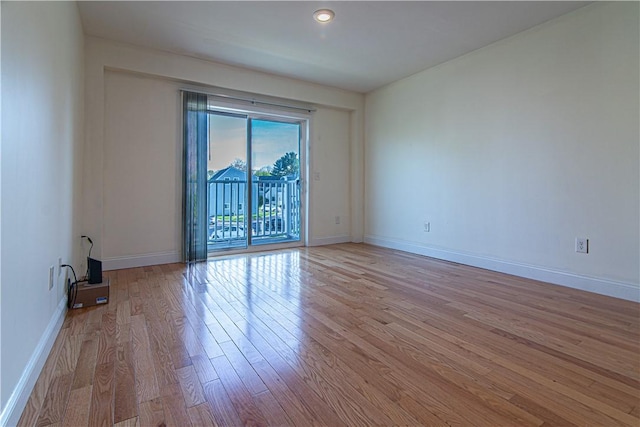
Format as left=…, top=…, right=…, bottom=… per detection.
left=575, top=237, right=588, bottom=254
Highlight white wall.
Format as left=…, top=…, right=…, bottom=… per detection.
left=309, top=107, right=352, bottom=245
left=85, top=39, right=364, bottom=269
left=103, top=71, right=182, bottom=264
left=365, top=3, right=639, bottom=301
left=0, top=1, right=84, bottom=423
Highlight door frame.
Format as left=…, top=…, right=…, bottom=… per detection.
left=206, top=100, right=309, bottom=256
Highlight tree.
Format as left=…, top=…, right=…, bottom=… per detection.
left=271, top=152, right=299, bottom=177
left=229, top=158, right=247, bottom=172
left=254, top=165, right=273, bottom=176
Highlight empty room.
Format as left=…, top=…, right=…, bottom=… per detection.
left=1, top=1, right=638, bottom=426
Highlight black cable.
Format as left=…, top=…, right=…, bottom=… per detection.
left=61, top=264, right=78, bottom=309
left=81, top=235, right=94, bottom=281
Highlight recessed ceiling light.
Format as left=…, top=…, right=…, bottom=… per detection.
left=313, top=9, right=335, bottom=23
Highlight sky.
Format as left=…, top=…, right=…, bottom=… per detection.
left=208, top=114, right=300, bottom=172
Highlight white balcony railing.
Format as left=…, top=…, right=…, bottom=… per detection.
left=208, top=178, right=300, bottom=248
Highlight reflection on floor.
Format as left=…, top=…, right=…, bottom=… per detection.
left=18, top=243, right=640, bottom=426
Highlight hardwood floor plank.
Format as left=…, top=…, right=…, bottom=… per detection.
left=206, top=282, right=378, bottom=426
left=138, top=398, right=165, bottom=427
left=297, top=327, right=433, bottom=425
left=53, top=334, right=83, bottom=377
left=251, top=340, right=347, bottom=426
left=387, top=291, right=634, bottom=398
left=202, top=379, right=243, bottom=427
left=176, top=365, right=206, bottom=408
left=82, top=306, right=106, bottom=339
left=96, top=311, right=117, bottom=366
left=252, top=391, right=293, bottom=427
left=116, top=300, right=131, bottom=326
left=586, top=381, right=638, bottom=413
left=160, top=382, right=192, bottom=427
left=488, top=365, right=629, bottom=426
left=67, top=310, right=89, bottom=337
left=187, top=402, right=220, bottom=427
left=190, top=353, right=218, bottom=385
left=89, top=362, right=115, bottom=427
left=18, top=328, right=70, bottom=427
left=304, top=295, right=523, bottom=426
left=288, top=314, right=449, bottom=425
left=250, top=359, right=324, bottom=427
left=35, top=373, right=73, bottom=427
left=459, top=301, right=638, bottom=379
left=17, top=244, right=640, bottom=427
left=172, top=316, right=206, bottom=358
left=209, top=355, right=268, bottom=426
left=187, top=317, right=225, bottom=359
left=115, top=324, right=130, bottom=351
left=61, top=386, right=92, bottom=427
left=129, top=295, right=144, bottom=317
left=114, top=342, right=137, bottom=424
left=218, top=340, right=268, bottom=396
left=72, top=337, right=98, bottom=390
left=509, top=393, right=578, bottom=426
left=112, top=417, right=137, bottom=427
left=488, top=327, right=640, bottom=388
left=145, top=315, right=179, bottom=387
left=129, top=314, right=159, bottom=404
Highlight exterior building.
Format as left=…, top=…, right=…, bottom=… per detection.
left=208, top=167, right=300, bottom=241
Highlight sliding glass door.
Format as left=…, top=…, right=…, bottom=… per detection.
left=207, top=112, right=248, bottom=250
left=207, top=112, right=303, bottom=252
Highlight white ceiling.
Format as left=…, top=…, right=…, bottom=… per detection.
left=78, top=1, right=590, bottom=93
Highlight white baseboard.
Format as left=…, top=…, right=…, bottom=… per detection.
left=0, top=297, right=67, bottom=427
left=103, top=251, right=181, bottom=271
left=308, top=234, right=352, bottom=247
left=364, top=235, right=640, bottom=303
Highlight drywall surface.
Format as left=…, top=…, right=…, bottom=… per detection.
left=1, top=0, right=84, bottom=418
left=309, top=107, right=352, bottom=244
left=87, top=40, right=363, bottom=267
left=103, top=71, right=182, bottom=263
left=365, top=3, right=639, bottom=298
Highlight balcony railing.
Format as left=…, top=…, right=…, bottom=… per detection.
left=207, top=178, right=300, bottom=248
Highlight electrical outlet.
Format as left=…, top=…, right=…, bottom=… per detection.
left=424, top=222, right=430, bottom=232
left=335, top=216, right=340, bottom=225
left=49, top=266, right=55, bottom=290
left=575, top=237, right=588, bottom=254
left=314, top=172, right=321, bottom=181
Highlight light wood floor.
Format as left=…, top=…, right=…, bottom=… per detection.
left=18, top=243, right=639, bottom=426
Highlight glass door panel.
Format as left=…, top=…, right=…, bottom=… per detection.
left=207, top=113, right=248, bottom=251
left=250, top=119, right=301, bottom=245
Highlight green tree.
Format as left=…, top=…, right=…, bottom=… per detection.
left=271, top=152, right=299, bottom=177
left=229, top=158, right=247, bottom=172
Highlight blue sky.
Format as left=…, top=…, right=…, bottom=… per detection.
left=208, top=114, right=299, bottom=172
